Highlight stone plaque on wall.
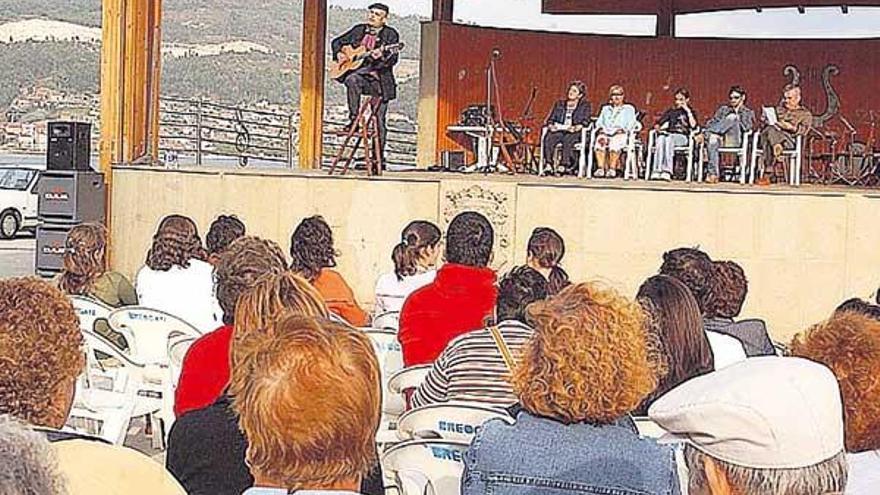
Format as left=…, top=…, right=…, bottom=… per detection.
left=439, top=180, right=517, bottom=273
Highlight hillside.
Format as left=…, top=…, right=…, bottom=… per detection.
left=0, top=1, right=423, bottom=119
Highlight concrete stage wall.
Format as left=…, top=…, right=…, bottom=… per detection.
left=111, top=167, right=880, bottom=342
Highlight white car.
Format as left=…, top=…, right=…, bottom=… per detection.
left=0, top=166, right=41, bottom=239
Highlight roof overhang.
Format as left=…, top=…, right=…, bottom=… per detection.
left=542, top=0, right=880, bottom=15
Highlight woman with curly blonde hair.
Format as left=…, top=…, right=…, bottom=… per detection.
left=135, top=214, right=221, bottom=332
left=462, top=282, right=680, bottom=495
left=791, top=311, right=880, bottom=494
left=57, top=223, right=137, bottom=307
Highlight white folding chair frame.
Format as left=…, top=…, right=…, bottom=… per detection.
left=645, top=129, right=701, bottom=181
left=697, top=130, right=754, bottom=184
left=749, top=130, right=804, bottom=186
left=538, top=125, right=592, bottom=177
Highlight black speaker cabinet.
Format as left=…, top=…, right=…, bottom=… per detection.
left=47, top=121, right=92, bottom=171
left=441, top=151, right=467, bottom=171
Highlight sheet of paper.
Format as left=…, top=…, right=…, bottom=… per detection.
left=763, top=106, right=778, bottom=126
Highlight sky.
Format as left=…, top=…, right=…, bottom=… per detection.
left=329, top=0, right=880, bottom=38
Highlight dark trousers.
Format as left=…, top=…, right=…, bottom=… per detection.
left=543, top=130, right=581, bottom=170
left=343, top=70, right=388, bottom=159
left=761, top=126, right=796, bottom=173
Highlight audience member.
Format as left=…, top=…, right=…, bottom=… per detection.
left=373, top=220, right=441, bottom=326
left=593, top=84, right=639, bottom=178
left=876, top=287, right=879, bottom=305
left=0, top=415, right=66, bottom=495
left=650, top=357, right=847, bottom=495
left=136, top=214, right=221, bottom=332
left=660, top=248, right=753, bottom=361
left=651, top=88, right=699, bottom=181
left=634, top=275, right=714, bottom=415
left=0, top=277, right=185, bottom=494
left=703, top=260, right=775, bottom=356
left=231, top=315, right=380, bottom=494
left=58, top=222, right=137, bottom=308
left=205, top=214, right=246, bottom=264
left=526, top=227, right=570, bottom=295
left=173, top=236, right=287, bottom=418
left=834, top=297, right=880, bottom=321
left=791, top=312, right=880, bottom=494
left=167, top=271, right=335, bottom=495
left=399, top=211, right=498, bottom=366
left=462, top=282, right=678, bottom=495
left=542, top=80, right=591, bottom=176
left=289, top=215, right=368, bottom=326
left=412, top=266, right=549, bottom=408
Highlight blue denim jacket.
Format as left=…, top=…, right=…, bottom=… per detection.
left=462, top=411, right=681, bottom=495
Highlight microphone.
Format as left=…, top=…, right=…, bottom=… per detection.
left=491, top=48, right=502, bottom=59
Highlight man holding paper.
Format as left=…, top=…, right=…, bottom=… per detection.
left=757, top=84, right=812, bottom=184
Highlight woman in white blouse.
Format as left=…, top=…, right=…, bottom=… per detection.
left=136, top=214, right=222, bottom=332
left=373, top=220, right=442, bottom=329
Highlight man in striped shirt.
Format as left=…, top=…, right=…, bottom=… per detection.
left=411, top=266, right=549, bottom=409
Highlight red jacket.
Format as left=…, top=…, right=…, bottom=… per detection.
left=398, top=263, right=497, bottom=366
left=174, top=324, right=233, bottom=418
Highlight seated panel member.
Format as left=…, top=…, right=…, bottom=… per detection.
left=542, top=80, right=591, bottom=176
left=593, top=84, right=638, bottom=178
left=702, top=85, right=755, bottom=183
left=651, top=88, right=698, bottom=181
left=757, top=84, right=812, bottom=185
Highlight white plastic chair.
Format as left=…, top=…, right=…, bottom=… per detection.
left=159, top=334, right=195, bottom=441
left=69, top=295, right=113, bottom=333
left=697, top=130, right=754, bottom=184
left=396, top=402, right=512, bottom=442
left=68, top=330, right=144, bottom=445
left=750, top=131, right=804, bottom=186
left=381, top=440, right=471, bottom=495
left=646, top=129, right=701, bottom=181
left=106, top=306, right=202, bottom=366
left=538, top=125, right=592, bottom=177
left=372, top=311, right=400, bottom=331
left=363, top=328, right=406, bottom=445
left=388, top=365, right=432, bottom=396
left=587, top=121, right=645, bottom=180
left=632, top=416, right=666, bottom=438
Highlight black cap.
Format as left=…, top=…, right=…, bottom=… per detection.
left=368, top=3, right=390, bottom=13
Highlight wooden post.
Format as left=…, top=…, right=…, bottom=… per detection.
left=298, top=0, right=327, bottom=170
left=99, top=0, right=125, bottom=176
left=432, top=0, right=454, bottom=22
left=657, top=0, right=675, bottom=37
left=147, top=0, right=164, bottom=162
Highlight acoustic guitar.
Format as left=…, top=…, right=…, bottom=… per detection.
left=329, top=42, right=405, bottom=81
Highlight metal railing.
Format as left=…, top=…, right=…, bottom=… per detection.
left=158, top=96, right=417, bottom=169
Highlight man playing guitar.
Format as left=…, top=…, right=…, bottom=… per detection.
left=331, top=2, right=400, bottom=156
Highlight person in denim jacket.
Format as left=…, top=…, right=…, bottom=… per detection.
left=461, top=282, right=681, bottom=495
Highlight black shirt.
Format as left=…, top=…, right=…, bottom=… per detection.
left=656, top=107, right=698, bottom=135
left=166, top=395, right=386, bottom=495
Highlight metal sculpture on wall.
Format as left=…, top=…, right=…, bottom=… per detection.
left=783, top=64, right=801, bottom=87
left=814, top=64, right=841, bottom=128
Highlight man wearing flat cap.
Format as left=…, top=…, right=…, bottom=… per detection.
left=331, top=2, right=400, bottom=155
left=649, top=357, right=848, bottom=495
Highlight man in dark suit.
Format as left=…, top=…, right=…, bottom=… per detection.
left=331, top=2, right=399, bottom=156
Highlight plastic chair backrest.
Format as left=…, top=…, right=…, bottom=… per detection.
left=388, top=365, right=432, bottom=395
left=372, top=311, right=401, bottom=331
left=69, top=295, right=113, bottom=333
left=397, top=402, right=512, bottom=442
left=167, top=334, right=195, bottom=386
left=632, top=416, right=666, bottom=438
left=382, top=440, right=470, bottom=495
left=107, top=306, right=202, bottom=365
left=395, top=469, right=435, bottom=495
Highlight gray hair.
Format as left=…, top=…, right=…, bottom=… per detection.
left=0, top=416, right=67, bottom=495
left=683, top=444, right=846, bottom=495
